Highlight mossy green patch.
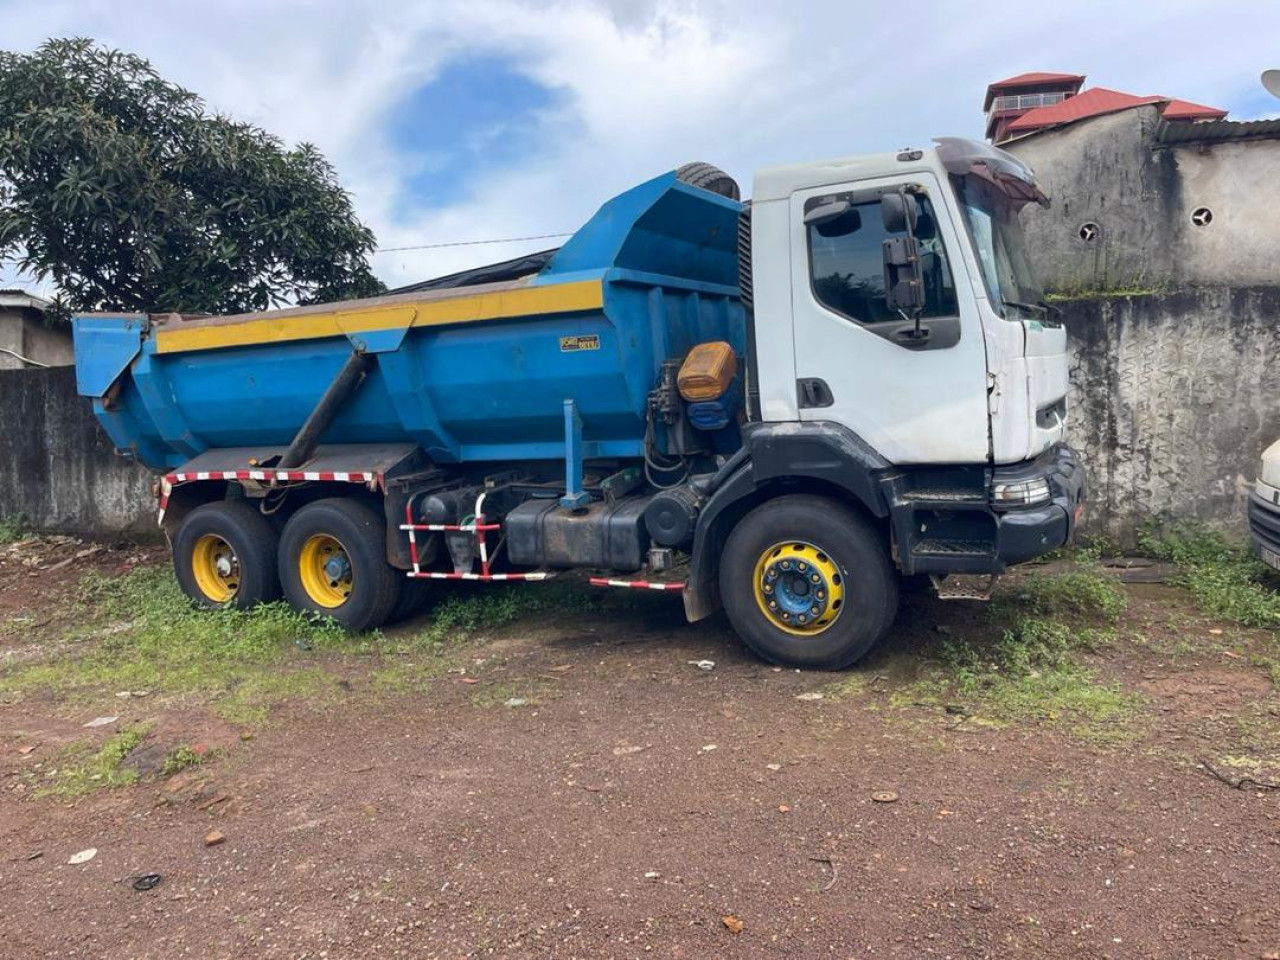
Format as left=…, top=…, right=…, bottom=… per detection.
left=35, top=726, right=149, bottom=798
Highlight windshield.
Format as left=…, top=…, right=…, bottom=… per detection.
left=952, top=173, right=1045, bottom=319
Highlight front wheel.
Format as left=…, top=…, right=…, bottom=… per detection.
left=278, top=498, right=399, bottom=632
left=719, top=495, right=898, bottom=669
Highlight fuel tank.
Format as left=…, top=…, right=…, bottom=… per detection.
left=73, top=170, right=745, bottom=471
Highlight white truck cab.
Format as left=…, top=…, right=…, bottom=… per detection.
left=682, top=137, right=1085, bottom=639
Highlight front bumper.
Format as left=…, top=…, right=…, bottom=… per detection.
left=1248, top=482, right=1280, bottom=571
left=991, top=444, right=1086, bottom=566
left=892, top=444, right=1086, bottom=576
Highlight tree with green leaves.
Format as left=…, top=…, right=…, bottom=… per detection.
left=0, top=38, right=384, bottom=319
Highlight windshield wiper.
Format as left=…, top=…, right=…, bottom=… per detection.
left=1002, top=298, right=1048, bottom=317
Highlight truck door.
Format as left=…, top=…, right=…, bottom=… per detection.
left=788, top=175, right=990, bottom=466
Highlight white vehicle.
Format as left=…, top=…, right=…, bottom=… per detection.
left=1251, top=439, right=1280, bottom=570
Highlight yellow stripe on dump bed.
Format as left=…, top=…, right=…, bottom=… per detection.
left=152, top=280, right=605, bottom=355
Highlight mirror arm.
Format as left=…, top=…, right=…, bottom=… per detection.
left=897, top=186, right=926, bottom=340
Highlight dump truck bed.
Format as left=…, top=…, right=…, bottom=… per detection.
left=74, top=168, right=746, bottom=471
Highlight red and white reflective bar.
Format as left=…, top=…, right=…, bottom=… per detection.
left=589, top=577, right=686, bottom=592
left=406, top=571, right=552, bottom=581
left=403, top=523, right=501, bottom=533
left=158, top=469, right=379, bottom=526
left=166, top=469, right=377, bottom=484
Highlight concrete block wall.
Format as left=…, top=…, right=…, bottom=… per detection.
left=1062, top=286, right=1279, bottom=543
left=0, top=365, right=155, bottom=537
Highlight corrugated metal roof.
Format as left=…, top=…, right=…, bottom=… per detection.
left=1006, top=87, right=1163, bottom=133
left=1158, top=117, right=1280, bottom=144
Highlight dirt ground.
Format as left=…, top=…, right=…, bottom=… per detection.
left=1, top=538, right=1278, bottom=960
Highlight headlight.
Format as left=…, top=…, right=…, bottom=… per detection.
left=991, top=477, right=1051, bottom=506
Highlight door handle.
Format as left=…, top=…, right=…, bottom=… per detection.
left=797, top=378, right=834, bottom=409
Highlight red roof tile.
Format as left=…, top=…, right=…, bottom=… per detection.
left=1006, top=87, right=1164, bottom=133
left=989, top=71, right=1086, bottom=89
left=984, top=72, right=1085, bottom=110
left=1161, top=98, right=1228, bottom=120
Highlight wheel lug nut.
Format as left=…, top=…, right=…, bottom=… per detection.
left=810, top=573, right=820, bottom=583
left=816, top=590, right=826, bottom=600
left=763, top=583, right=773, bottom=593
left=797, top=614, right=807, bottom=623
left=797, top=562, right=807, bottom=572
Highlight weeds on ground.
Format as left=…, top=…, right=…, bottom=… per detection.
left=0, top=514, right=28, bottom=545
left=0, top=563, right=617, bottom=723
left=161, top=744, right=205, bottom=776
left=34, top=727, right=149, bottom=798
left=411, top=581, right=605, bottom=646
left=0, top=566, right=356, bottom=721
left=908, top=567, right=1142, bottom=743
left=1138, top=524, right=1280, bottom=628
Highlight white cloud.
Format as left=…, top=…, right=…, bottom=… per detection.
left=4, top=0, right=1280, bottom=292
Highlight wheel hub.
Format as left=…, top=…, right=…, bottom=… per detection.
left=299, top=534, right=353, bottom=608
left=753, top=542, right=844, bottom=635
left=191, top=534, right=240, bottom=604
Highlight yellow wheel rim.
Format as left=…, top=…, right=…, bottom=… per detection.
left=298, top=534, right=353, bottom=609
left=752, top=541, right=845, bottom=636
left=191, top=534, right=240, bottom=604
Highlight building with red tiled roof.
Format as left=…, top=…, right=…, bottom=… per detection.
left=986, top=72, right=1228, bottom=143
left=984, top=72, right=1085, bottom=141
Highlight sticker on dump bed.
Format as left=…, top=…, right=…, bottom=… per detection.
left=560, top=334, right=600, bottom=352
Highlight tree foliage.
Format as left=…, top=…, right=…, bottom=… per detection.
left=0, top=39, right=384, bottom=319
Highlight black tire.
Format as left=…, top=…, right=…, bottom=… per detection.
left=719, top=495, right=898, bottom=669
left=387, top=576, right=432, bottom=625
left=676, top=161, right=741, bottom=201
left=173, top=501, right=280, bottom=610
left=278, top=498, right=399, bottom=632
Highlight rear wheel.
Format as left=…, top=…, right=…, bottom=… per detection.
left=278, top=499, right=399, bottom=632
left=174, top=501, right=280, bottom=609
left=719, top=495, right=898, bottom=669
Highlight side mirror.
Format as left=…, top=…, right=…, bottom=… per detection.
left=882, top=236, right=925, bottom=311
left=880, top=192, right=919, bottom=234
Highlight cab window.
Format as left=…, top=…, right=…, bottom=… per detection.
left=805, top=192, right=958, bottom=325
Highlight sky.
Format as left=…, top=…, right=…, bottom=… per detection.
left=3, top=0, right=1280, bottom=294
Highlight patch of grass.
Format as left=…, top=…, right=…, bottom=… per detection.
left=0, top=566, right=358, bottom=722
left=212, top=668, right=341, bottom=726
left=996, top=569, right=1127, bottom=623
left=1138, top=524, right=1280, bottom=628
left=904, top=569, right=1143, bottom=744
left=36, top=727, right=148, bottom=798
left=161, top=744, right=205, bottom=776
left=410, top=581, right=605, bottom=646
left=467, top=678, right=546, bottom=709
left=0, top=514, right=28, bottom=544
left=820, top=673, right=869, bottom=701
left=368, top=657, right=456, bottom=694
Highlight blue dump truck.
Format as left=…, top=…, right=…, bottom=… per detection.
left=73, top=139, right=1084, bottom=669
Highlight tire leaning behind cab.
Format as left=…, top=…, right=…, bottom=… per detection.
left=718, top=494, right=898, bottom=669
